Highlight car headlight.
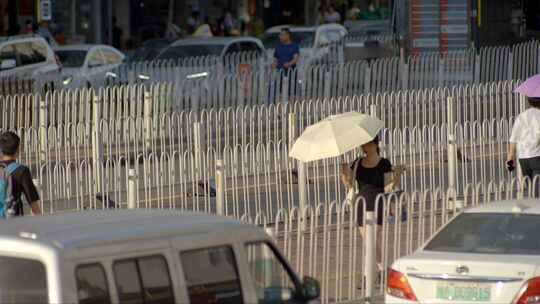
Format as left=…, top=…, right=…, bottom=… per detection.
left=62, top=76, right=73, bottom=85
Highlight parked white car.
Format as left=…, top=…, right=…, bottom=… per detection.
left=386, top=199, right=540, bottom=303
left=55, top=44, right=125, bottom=88
left=0, top=35, right=60, bottom=84
left=157, top=36, right=266, bottom=63
left=134, top=37, right=269, bottom=86
left=0, top=209, right=320, bottom=303
left=263, top=24, right=348, bottom=67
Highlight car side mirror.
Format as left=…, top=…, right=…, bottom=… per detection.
left=1, top=59, right=16, bottom=70
left=300, top=276, right=320, bottom=300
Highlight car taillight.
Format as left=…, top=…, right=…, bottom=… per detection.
left=387, top=268, right=417, bottom=301
left=513, top=277, right=540, bottom=304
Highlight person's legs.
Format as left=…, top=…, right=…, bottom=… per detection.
left=519, top=158, right=534, bottom=180
left=528, top=156, right=540, bottom=197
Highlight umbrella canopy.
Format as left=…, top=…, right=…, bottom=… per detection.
left=289, top=112, right=384, bottom=162
left=515, top=74, right=540, bottom=97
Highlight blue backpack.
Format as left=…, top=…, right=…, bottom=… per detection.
left=0, top=162, right=21, bottom=218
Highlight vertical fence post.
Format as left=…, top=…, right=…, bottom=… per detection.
left=298, top=160, right=307, bottom=215
left=127, top=169, right=137, bottom=209
left=370, top=104, right=377, bottom=117
left=194, top=122, right=202, bottom=178
left=282, top=75, right=289, bottom=103
left=143, top=89, right=152, bottom=151
left=400, top=48, right=409, bottom=90
left=447, top=97, right=457, bottom=197
left=39, top=97, right=48, bottom=161
left=364, top=211, right=376, bottom=300
left=364, top=66, right=372, bottom=94
left=92, top=95, right=103, bottom=201
left=507, top=51, right=514, bottom=81
left=474, top=52, right=481, bottom=84
left=216, top=159, right=225, bottom=216
left=438, top=55, right=445, bottom=87
left=32, top=178, right=43, bottom=215
left=288, top=113, right=297, bottom=148
left=324, top=71, right=332, bottom=100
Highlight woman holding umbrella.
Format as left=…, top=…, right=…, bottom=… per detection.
left=507, top=77, right=540, bottom=185
left=340, top=135, right=406, bottom=275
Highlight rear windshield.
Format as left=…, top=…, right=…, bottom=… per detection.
left=262, top=31, right=315, bottom=49
left=425, top=213, right=540, bottom=255
left=156, top=45, right=223, bottom=61
left=0, top=256, right=47, bottom=303
left=56, top=50, right=87, bottom=68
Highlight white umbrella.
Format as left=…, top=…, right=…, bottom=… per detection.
left=289, top=112, right=384, bottom=162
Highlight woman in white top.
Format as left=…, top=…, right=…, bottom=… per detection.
left=507, top=97, right=540, bottom=180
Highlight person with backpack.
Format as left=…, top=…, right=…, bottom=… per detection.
left=0, top=132, right=41, bottom=218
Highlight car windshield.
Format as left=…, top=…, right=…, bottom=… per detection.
left=56, top=50, right=87, bottom=68
left=0, top=256, right=48, bottom=303
left=424, top=213, right=540, bottom=255
left=156, top=44, right=224, bottom=61
left=262, top=31, right=315, bottom=49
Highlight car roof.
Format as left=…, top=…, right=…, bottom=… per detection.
left=265, top=23, right=346, bottom=34
left=170, top=37, right=262, bottom=47
left=54, top=44, right=116, bottom=52
left=464, top=199, right=540, bottom=214
left=0, top=35, right=51, bottom=47
left=0, top=210, right=256, bottom=250
left=171, top=36, right=260, bottom=46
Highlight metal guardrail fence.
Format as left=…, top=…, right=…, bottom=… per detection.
left=0, top=40, right=537, bottom=100
left=28, top=115, right=517, bottom=214
left=0, top=79, right=521, bottom=136
left=239, top=178, right=539, bottom=303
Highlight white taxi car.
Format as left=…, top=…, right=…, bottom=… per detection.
left=386, top=199, right=540, bottom=304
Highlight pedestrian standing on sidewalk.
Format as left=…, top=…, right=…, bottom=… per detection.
left=0, top=132, right=41, bottom=218
left=272, top=28, right=300, bottom=72
left=340, top=135, right=405, bottom=275
left=507, top=97, right=540, bottom=186
left=271, top=28, right=300, bottom=103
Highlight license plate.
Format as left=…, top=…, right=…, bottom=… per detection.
left=436, top=282, right=491, bottom=301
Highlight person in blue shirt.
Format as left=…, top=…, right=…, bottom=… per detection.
left=272, top=28, right=300, bottom=71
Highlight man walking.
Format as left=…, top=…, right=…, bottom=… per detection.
left=0, top=132, right=41, bottom=217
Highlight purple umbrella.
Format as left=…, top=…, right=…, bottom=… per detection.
left=515, top=74, right=540, bottom=97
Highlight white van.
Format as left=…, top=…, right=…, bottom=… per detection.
left=0, top=210, right=320, bottom=304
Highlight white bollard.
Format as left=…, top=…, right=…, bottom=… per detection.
left=215, top=159, right=225, bottom=216
left=127, top=169, right=137, bottom=209
left=364, top=211, right=376, bottom=299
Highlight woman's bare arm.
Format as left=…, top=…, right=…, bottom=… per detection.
left=384, top=165, right=406, bottom=192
